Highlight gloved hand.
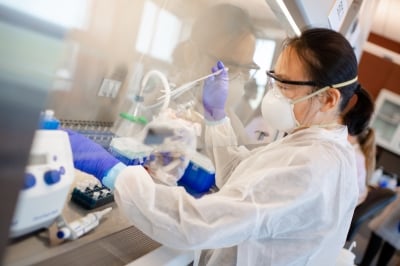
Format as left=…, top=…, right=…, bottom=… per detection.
left=144, top=151, right=189, bottom=186
left=141, top=109, right=197, bottom=186
left=202, top=61, right=228, bottom=121
left=65, top=129, right=121, bottom=182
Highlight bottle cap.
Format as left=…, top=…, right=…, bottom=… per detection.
left=39, top=109, right=60, bottom=130
left=56, top=227, right=71, bottom=239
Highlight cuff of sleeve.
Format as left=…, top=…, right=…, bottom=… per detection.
left=204, top=116, right=229, bottom=126
left=102, top=162, right=127, bottom=190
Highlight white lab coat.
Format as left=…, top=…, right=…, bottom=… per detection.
left=353, top=142, right=368, bottom=205
left=368, top=188, right=400, bottom=249
left=114, top=118, right=358, bottom=266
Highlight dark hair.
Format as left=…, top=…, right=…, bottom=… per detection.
left=284, top=28, right=374, bottom=135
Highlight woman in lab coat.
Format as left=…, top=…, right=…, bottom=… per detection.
left=170, top=3, right=260, bottom=148
left=68, top=28, right=374, bottom=265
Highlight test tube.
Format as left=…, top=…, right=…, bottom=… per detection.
left=92, top=191, right=101, bottom=200
left=76, top=184, right=86, bottom=192
left=99, top=189, right=111, bottom=197
left=57, top=207, right=112, bottom=240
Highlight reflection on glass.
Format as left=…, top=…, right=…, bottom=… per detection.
left=43, top=0, right=286, bottom=148
left=136, top=0, right=182, bottom=62
left=0, top=0, right=90, bottom=29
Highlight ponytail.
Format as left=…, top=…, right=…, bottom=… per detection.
left=343, top=85, right=374, bottom=135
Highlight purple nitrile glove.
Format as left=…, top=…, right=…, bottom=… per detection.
left=202, top=61, right=228, bottom=121
left=65, top=129, right=121, bottom=182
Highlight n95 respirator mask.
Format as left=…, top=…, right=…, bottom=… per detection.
left=261, top=86, right=300, bottom=132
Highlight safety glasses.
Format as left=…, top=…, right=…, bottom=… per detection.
left=224, top=60, right=260, bottom=71
left=266, top=70, right=358, bottom=103
left=266, top=70, right=317, bottom=99
left=266, top=70, right=316, bottom=86
left=205, top=52, right=260, bottom=71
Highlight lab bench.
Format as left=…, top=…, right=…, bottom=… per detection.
left=3, top=171, right=193, bottom=266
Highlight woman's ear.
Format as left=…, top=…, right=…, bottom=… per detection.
left=320, top=88, right=341, bottom=112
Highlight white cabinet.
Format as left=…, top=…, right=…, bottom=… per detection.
left=371, top=89, right=400, bottom=155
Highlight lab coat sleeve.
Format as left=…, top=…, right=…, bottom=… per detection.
left=204, top=118, right=251, bottom=188
left=114, top=159, right=339, bottom=252
left=114, top=165, right=259, bottom=250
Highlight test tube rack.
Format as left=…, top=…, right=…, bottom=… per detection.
left=71, top=185, right=114, bottom=210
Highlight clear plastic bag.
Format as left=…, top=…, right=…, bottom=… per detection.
left=141, top=108, right=200, bottom=186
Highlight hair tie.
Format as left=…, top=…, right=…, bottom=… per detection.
left=355, top=84, right=362, bottom=93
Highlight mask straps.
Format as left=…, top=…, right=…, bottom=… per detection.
left=292, top=76, right=358, bottom=104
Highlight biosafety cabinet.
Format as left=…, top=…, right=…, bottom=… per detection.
left=2, top=1, right=285, bottom=265
left=371, top=89, right=400, bottom=156
left=265, top=0, right=380, bottom=61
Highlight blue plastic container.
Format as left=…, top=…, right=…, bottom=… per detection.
left=109, top=142, right=216, bottom=196
left=178, top=161, right=215, bottom=195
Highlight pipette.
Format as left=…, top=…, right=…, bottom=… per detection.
left=157, top=67, right=229, bottom=102
left=56, top=207, right=112, bottom=240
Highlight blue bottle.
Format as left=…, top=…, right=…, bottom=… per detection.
left=39, top=110, right=60, bottom=130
